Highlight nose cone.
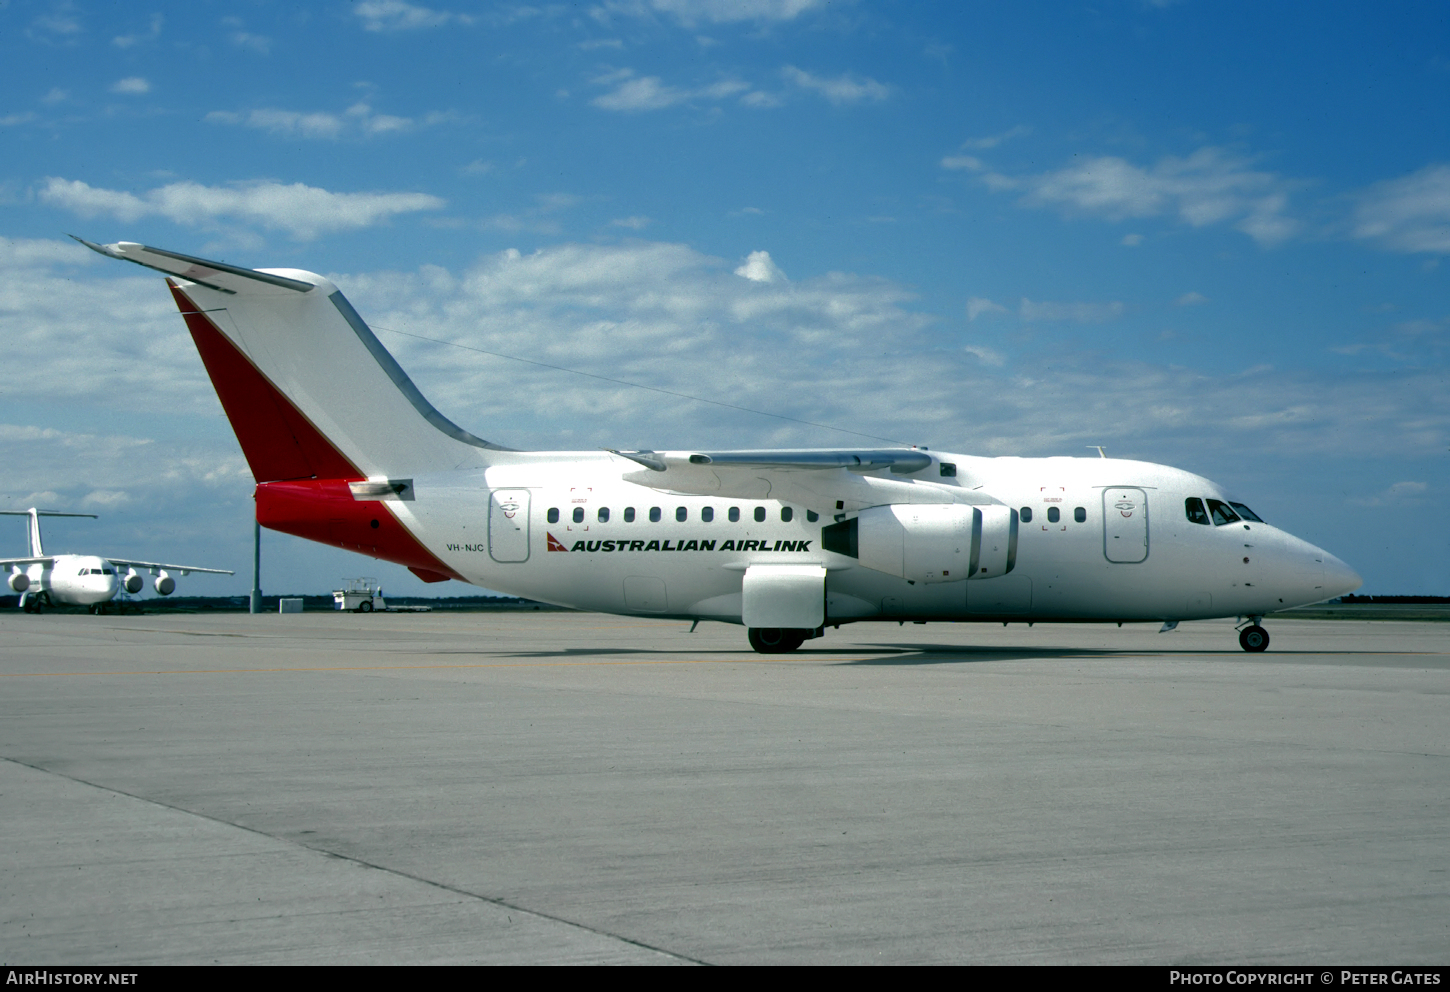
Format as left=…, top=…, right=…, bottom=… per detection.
left=1321, top=551, right=1363, bottom=600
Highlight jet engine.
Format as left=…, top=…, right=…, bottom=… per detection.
left=821, top=504, right=1018, bottom=583
left=154, top=570, right=175, bottom=595
left=8, top=569, right=30, bottom=593
left=123, top=569, right=144, bottom=594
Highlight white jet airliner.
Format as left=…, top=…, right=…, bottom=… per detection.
left=78, top=238, right=1361, bottom=651
left=3, top=507, right=233, bottom=613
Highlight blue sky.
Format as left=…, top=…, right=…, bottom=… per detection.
left=2, top=0, right=1447, bottom=597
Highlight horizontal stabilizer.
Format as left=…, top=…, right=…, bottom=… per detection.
left=81, top=237, right=509, bottom=481
left=72, top=237, right=315, bottom=295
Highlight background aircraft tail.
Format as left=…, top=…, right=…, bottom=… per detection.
left=0, top=509, right=98, bottom=556
left=77, top=239, right=509, bottom=484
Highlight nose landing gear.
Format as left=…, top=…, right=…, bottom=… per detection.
left=1237, top=616, right=1270, bottom=652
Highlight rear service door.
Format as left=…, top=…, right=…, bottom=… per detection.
left=489, top=490, right=530, bottom=563
left=1103, top=487, right=1148, bottom=563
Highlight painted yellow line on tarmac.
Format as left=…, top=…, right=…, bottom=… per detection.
left=0, top=655, right=870, bottom=677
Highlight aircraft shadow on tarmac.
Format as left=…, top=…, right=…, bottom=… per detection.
left=424, top=644, right=1137, bottom=665
left=832, top=644, right=1135, bottom=666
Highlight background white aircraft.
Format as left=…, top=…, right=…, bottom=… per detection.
left=3, top=507, right=233, bottom=614
left=79, top=238, right=1361, bottom=650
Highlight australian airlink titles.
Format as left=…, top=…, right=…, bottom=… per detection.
left=552, top=534, right=814, bottom=554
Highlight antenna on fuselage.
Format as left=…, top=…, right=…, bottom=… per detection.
left=1087, top=446, right=1107, bottom=459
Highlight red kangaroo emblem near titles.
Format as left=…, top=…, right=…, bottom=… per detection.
left=546, top=532, right=569, bottom=552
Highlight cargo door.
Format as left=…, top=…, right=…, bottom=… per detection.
left=488, top=490, right=530, bottom=563
left=1103, top=487, right=1148, bottom=563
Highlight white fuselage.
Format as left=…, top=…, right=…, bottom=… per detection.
left=23, top=555, right=120, bottom=606
left=384, top=452, right=1358, bottom=624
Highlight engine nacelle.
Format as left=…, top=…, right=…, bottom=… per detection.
left=8, top=569, right=30, bottom=593
left=822, top=504, right=1018, bottom=583
left=154, top=570, right=175, bottom=596
left=123, top=569, right=144, bottom=594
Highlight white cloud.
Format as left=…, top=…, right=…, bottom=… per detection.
left=109, top=77, right=151, bottom=95
left=1351, top=480, right=1430, bottom=507
left=735, top=250, right=786, bottom=283
left=966, top=297, right=1007, bottom=321
left=205, top=102, right=447, bottom=140
left=1120, top=233, right=1143, bottom=246
left=353, top=0, right=470, bottom=31
left=231, top=31, right=272, bottom=55
left=1174, top=292, right=1209, bottom=306
left=112, top=13, right=163, bottom=48
left=1353, top=164, right=1450, bottom=254
left=612, top=216, right=651, bottom=229
left=38, top=178, right=445, bottom=240
left=1020, top=298, right=1125, bottom=323
left=594, top=0, right=828, bottom=26
left=941, top=155, right=983, bottom=172
left=954, top=146, right=1300, bottom=247
left=27, top=9, right=82, bottom=41
left=590, top=69, right=752, bottom=111
left=962, top=345, right=1005, bottom=367
left=1, top=113, right=38, bottom=127
left=956, top=126, right=1030, bottom=151
left=782, top=66, right=890, bottom=105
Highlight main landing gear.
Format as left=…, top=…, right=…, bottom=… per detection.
left=747, top=627, right=816, bottom=654
left=1237, top=616, right=1270, bottom=653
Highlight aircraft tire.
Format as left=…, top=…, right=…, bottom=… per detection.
left=748, top=627, right=806, bottom=654
left=358, top=600, right=373, bottom=613
left=1239, top=625, right=1270, bottom=652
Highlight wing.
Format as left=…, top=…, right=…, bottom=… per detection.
left=0, top=557, right=55, bottom=568
left=607, top=448, right=999, bottom=514
left=104, top=559, right=235, bottom=576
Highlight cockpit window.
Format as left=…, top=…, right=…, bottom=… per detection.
left=1184, top=497, right=1210, bottom=525
left=1206, top=498, right=1241, bottom=526
left=1229, top=501, right=1263, bottom=523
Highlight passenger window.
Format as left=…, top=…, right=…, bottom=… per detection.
left=1184, top=498, right=1210, bottom=526
left=547, top=508, right=559, bottom=524
left=1074, top=507, right=1086, bottom=523
left=939, top=463, right=957, bottom=478
left=781, top=507, right=793, bottom=522
left=649, top=507, right=662, bottom=523
left=806, top=510, right=818, bottom=523
left=572, top=507, right=584, bottom=524
left=1047, top=506, right=1060, bottom=523
left=1020, top=506, right=1033, bottom=523
left=1229, top=502, right=1264, bottom=523
left=624, top=507, right=636, bottom=523
left=676, top=506, right=688, bottom=522
left=1206, top=498, right=1241, bottom=526
left=597, top=507, right=610, bottom=523
left=702, top=506, right=714, bottom=522
left=728, top=507, right=740, bottom=523
left=753, top=507, right=766, bottom=523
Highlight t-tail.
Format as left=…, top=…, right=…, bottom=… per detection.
left=77, top=238, right=503, bottom=583
left=0, top=508, right=98, bottom=557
